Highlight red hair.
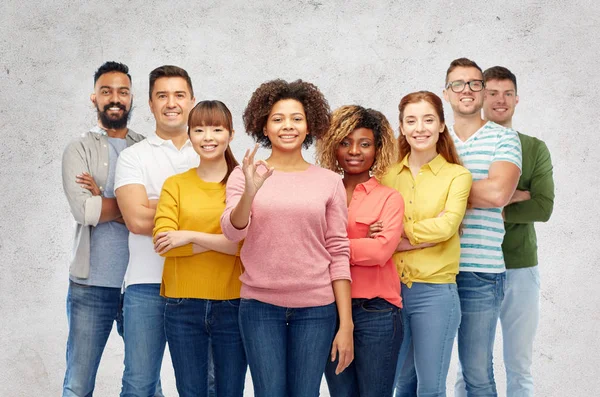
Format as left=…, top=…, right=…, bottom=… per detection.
left=398, top=91, right=462, bottom=165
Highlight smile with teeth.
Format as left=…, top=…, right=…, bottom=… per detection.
left=279, top=135, right=297, bottom=139
left=414, top=136, right=431, bottom=141
left=164, top=112, right=180, bottom=117
left=109, top=107, right=122, bottom=111
left=460, top=97, right=474, bottom=102
left=201, top=144, right=217, bottom=151
left=345, top=159, right=363, bottom=165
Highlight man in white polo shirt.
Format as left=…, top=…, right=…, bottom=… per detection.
left=114, top=65, right=198, bottom=397
left=443, top=58, right=522, bottom=397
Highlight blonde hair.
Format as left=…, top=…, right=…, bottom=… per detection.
left=317, top=105, right=397, bottom=179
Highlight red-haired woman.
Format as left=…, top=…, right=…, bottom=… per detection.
left=379, top=91, right=472, bottom=396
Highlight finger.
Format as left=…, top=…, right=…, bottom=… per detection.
left=330, top=343, right=337, bottom=362
left=336, top=350, right=346, bottom=374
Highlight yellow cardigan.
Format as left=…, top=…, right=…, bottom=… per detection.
left=153, top=168, right=243, bottom=299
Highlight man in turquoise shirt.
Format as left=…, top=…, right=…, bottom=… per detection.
left=483, top=66, right=555, bottom=397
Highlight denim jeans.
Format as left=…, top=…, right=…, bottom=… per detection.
left=325, top=297, right=402, bottom=397
left=500, top=267, right=540, bottom=397
left=164, top=298, right=247, bottom=397
left=62, top=281, right=123, bottom=397
left=453, top=272, right=505, bottom=397
left=120, top=283, right=166, bottom=397
left=239, top=299, right=337, bottom=397
left=393, top=283, right=461, bottom=397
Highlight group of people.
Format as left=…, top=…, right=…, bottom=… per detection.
left=61, top=58, right=554, bottom=397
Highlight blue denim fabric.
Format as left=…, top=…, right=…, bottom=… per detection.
left=325, top=297, right=402, bottom=397
left=455, top=267, right=540, bottom=397
left=453, top=272, right=505, bottom=397
left=120, top=284, right=166, bottom=397
left=239, top=299, right=337, bottom=397
left=62, top=281, right=123, bottom=397
left=164, top=298, right=247, bottom=397
left=393, top=283, right=461, bottom=397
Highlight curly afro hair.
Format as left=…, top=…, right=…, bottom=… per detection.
left=316, top=105, right=397, bottom=179
left=242, top=79, right=331, bottom=149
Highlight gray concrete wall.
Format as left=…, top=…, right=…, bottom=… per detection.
left=1, top=0, right=598, bottom=395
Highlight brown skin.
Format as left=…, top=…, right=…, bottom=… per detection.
left=336, top=127, right=376, bottom=206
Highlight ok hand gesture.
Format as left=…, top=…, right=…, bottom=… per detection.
left=242, top=144, right=274, bottom=197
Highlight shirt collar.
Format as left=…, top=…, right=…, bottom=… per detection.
left=89, top=125, right=107, bottom=137
left=355, top=176, right=379, bottom=194
left=147, top=133, right=192, bottom=148
left=398, top=153, right=447, bottom=176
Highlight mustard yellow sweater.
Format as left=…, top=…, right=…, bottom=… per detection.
left=153, top=168, right=243, bottom=299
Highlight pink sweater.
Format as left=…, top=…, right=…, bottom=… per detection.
left=221, top=165, right=351, bottom=308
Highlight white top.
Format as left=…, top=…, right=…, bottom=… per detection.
left=114, top=134, right=199, bottom=287
left=449, top=121, right=522, bottom=273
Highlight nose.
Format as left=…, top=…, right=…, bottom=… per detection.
left=203, top=128, right=214, bottom=140
left=166, top=94, right=176, bottom=108
left=349, top=142, right=360, bottom=155
left=110, top=91, right=120, bottom=104
left=416, top=119, right=426, bottom=132
left=283, top=117, right=293, bottom=130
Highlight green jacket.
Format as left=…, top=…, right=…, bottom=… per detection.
left=502, top=133, right=554, bottom=269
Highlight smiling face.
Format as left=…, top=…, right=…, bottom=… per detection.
left=483, top=78, right=519, bottom=127
left=149, top=76, right=195, bottom=135
left=189, top=125, right=233, bottom=162
left=91, top=71, right=132, bottom=130
left=264, top=99, right=308, bottom=153
left=443, top=66, right=484, bottom=117
left=336, top=127, right=376, bottom=179
left=401, top=100, right=445, bottom=156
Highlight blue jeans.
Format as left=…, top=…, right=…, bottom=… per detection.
left=325, top=297, right=402, bottom=397
left=500, top=267, right=540, bottom=397
left=165, top=298, right=247, bottom=397
left=239, top=299, right=337, bottom=397
left=121, top=284, right=166, bottom=397
left=62, top=281, right=123, bottom=397
left=394, top=283, right=461, bottom=397
left=454, top=272, right=505, bottom=397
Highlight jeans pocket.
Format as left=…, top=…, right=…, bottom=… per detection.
left=529, top=267, right=541, bottom=288
left=226, top=298, right=241, bottom=308
left=361, top=298, right=394, bottom=313
left=165, top=297, right=185, bottom=305
left=470, top=271, right=499, bottom=284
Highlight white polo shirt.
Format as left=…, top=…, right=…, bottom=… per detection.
left=114, top=133, right=199, bottom=288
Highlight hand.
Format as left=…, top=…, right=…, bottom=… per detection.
left=509, top=190, right=531, bottom=204
left=330, top=325, right=354, bottom=374
left=437, top=210, right=446, bottom=217
left=242, top=144, right=274, bottom=197
left=76, top=172, right=101, bottom=196
left=368, top=221, right=383, bottom=238
left=154, top=231, right=192, bottom=254
left=114, top=216, right=125, bottom=224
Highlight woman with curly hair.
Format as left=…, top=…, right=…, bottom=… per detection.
left=317, top=105, right=404, bottom=397
left=220, top=79, right=353, bottom=397
left=379, top=91, right=472, bottom=396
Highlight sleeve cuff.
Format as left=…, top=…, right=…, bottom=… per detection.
left=84, top=195, right=102, bottom=226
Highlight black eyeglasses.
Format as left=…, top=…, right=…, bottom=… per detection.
left=446, top=80, right=485, bottom=93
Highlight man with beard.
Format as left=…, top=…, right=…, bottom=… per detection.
left=61, top=61, right=144, bottom=397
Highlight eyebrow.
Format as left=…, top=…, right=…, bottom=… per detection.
left=270, top=112, right=305, bottom=116
left=155, top=90, right=188, bottom=96
left=99, top=85, right=130, bottom=90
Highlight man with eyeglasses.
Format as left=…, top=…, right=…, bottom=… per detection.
left=442, top=58, right=522, bottom=397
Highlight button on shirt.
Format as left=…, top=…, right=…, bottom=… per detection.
left=114, top=134, right=199, bottom=288
left=381, top=154, right=472, bottom=286
left=347, top=177, right=404, bottom=307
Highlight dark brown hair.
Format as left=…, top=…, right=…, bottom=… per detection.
left=148, top=65, right=193, bottom=100
left=242, top=79, right=330, bottom=148
left=445, top=57, right=483, bottom=84
left=483, top=66, right=518, bottom=94
left=398, top=91, right=462, bottom=165
left=187, top=100, right=238, bottom=184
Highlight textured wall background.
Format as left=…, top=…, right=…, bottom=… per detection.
left=1, top=0, right=598, bottom=395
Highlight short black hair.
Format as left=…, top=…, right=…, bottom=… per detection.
left=94, top=61, right=131, bottom=85
left=148, top=65, right=194, bottom=100
left=483, top=66, right=518, bottom=94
